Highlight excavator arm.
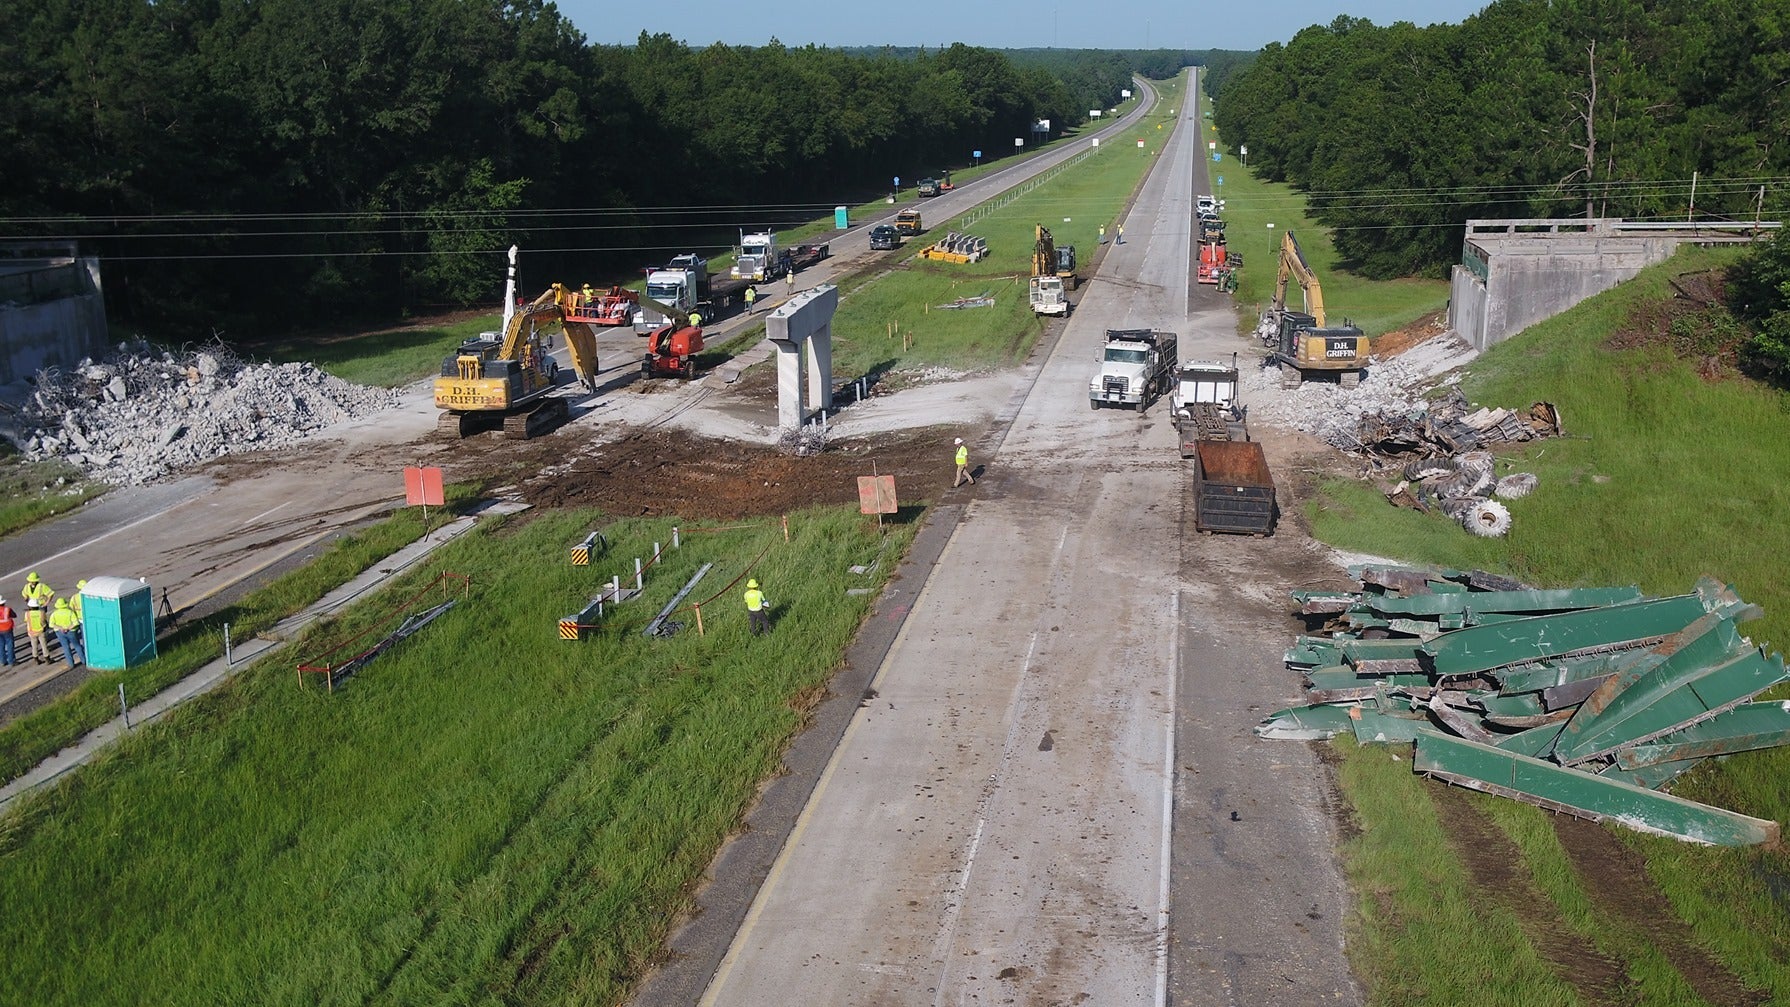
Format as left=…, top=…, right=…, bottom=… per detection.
left=547, top=285, right=601, bottom=391
left=1273, top=231, right=1327, bottom=327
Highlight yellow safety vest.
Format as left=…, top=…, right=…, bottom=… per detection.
left=71, top=594, right=83, bottom=623
left=744, top=588, right=765, bottom=612
left=955, top=446, right=968, bottom=467
left=26, top=608, right=47, bottom=634
left=49, top=607, right=78, bottom=632
left=23, top=582, right=52, bottom=607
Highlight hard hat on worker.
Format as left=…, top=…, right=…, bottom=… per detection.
left=26, top=572, right=39, bottom=583
left=54, top=598, right=68, bottom=609
left=77, top=579, right=87, bottom=590
left=954, top=437, right=963, bottom=445
left=747, top=579, right=759, bottom=589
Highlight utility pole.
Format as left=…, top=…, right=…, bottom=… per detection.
left=1688, top=170, right=1698, bottom=223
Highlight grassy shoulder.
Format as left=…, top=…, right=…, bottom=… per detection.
left=1199, top=87, right=1449, bottom=338
left=0, top=455, right=105, bottom=540
left=0, top=503, right=914, bottom=1006
left=255, top=313, right=501, bottom=388
left=1309, top=244, right=1790, bottom=1003
left=0, top=485, right=478, bottom=783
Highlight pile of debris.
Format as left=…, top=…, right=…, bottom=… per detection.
left=18, top=341, right=397, bottom=486
left=1341, top=389, right=1562, bottom=537
left=1258, top=565, right=1788, bottom=846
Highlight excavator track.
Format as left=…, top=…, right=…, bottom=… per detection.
left=439, top=410, right=503, bottom=438
left=504, top=396, right=570, bottom=439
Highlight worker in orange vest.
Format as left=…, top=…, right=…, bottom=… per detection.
left=0, top=595, right=15, bottom=666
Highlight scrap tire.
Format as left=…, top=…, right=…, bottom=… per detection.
left=1463, top=499, right=1512, bottom=538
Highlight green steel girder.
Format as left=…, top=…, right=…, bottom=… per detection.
left=1256, top=703, right=1357, bottom=741
left=1614, top=701, right=1790, bottom=769
left=1422, top=587, right=1742, bottom=678
left=1363, top=586, right=1644, bottom=618
left=1599, top=755, right=1707, bottom=791
left=1493, top=720, right=1569, bottom=758
left=1413, top=730, right=1779, bottom=846
left=1305, top=668, right=1432, bottom=702
left=1351, top=706, right=1425, bottom=744
left=1555, top=615, right=1786, bottom=765
left=1494, top=652, right=1639, bottom=695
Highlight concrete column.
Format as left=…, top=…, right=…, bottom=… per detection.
left=766, top=285, right=840, bottom=431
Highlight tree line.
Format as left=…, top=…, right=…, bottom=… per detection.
left=1211, top=0, right=1790, bottom=279
left=0, top=0, right=1151, bottom=334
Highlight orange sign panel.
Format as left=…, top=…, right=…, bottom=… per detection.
left=857, top=475, right=898, bottom=515
left=405, top=466, right=446, bottom=507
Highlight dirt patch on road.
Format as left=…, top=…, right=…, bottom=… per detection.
left=1430, top=784, right=1633, bottom=1006
left=519, top=427, right=954, bottom=519
left=1554, top=816, right=1769, bottom=1006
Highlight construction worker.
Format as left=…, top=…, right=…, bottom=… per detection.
left=1099, top=224, right=1107, bottom=245
left=1117, top=222, right=1125, bottom=244
left=25, top=598, right=50, bottom=664
left=21, top=571, right=53, bottom=609
left=745, top=285, right=757, bottom=313
left=953, top=437, right=976, bottom=487
left=0, top=595, right=15, bottom=667
left=72, top=579, right=87, bottom=652
left=785, top=268, right=796, bottom=292
left=48, top=598, right=82, bottom=669
left=688, top=310, right=703, bottom=329
left=581, top=282, right=595, bottom=307
left=744, top=578, right=770, bottom=635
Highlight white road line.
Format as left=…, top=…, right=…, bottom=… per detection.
left=1, top=505, right=189, bottom=584
left=1156, top=592, right=1180, bottom=1007
left=238, top=500, right=292, bottom=529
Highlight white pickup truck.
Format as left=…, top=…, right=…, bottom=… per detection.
left=1089, top=329, right=1178, bottom=411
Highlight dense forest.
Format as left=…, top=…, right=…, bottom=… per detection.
left=1211, top=0, right=1790, bottom=278
left=0, top=0, right=1168, bottom=333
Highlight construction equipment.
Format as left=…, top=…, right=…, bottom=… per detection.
left=1172, top=355, right=1248, bottom=455
left=895, top=209, right=924, bottom=236
left=1031, top=225, right=1079, bottom=290
left=434, top=247, right=599, bottom=439
left=567, top=285, right=638, bottom=326
left=636, top=294, right=705, bottom=379
left=1029, top=275, right=1067, bottom=316
left=1259, top=230, right=1368, bottom=387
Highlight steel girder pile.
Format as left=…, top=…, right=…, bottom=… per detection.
left=1258, top=565, right=1789, bottom=845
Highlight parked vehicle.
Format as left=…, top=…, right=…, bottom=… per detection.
left=1171, top=356, right=1248, bottom=457
left=1029, top=275, right=1068, bottom=316
left=732, top=231, right=792, bottom=282
left=635, top=254, right=749, bottom=331
left=1258, top=230, right=1368, bottom=387
left=916, top=177, right=941, bottom=197
left=1192, top=440, right=1277, bottom=536
left=869, top=224, right=902, bottom=251
left=1089, top=329, right=1178, bottom=411
left=895, top=209, right=924, bottom=235
left=788, top=242, right=830, bottom=271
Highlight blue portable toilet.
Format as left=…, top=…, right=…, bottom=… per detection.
left=82, top=576, right=158, bottom=671
left=834, top=205, right=849, bottom=229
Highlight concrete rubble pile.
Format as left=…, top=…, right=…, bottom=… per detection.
left=1257, top=565, right=1789, bottom=846
left=19, top=341, right=396, bottom=486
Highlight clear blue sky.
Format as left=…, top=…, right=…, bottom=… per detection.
left=557, top=0, right=1489, bottom=51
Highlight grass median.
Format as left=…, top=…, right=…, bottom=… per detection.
left=0, top=487, right=478, bottom=784
left=0, top=503, right=912, bottom=1006
left=1307, top=244, right=1790, bottom=1003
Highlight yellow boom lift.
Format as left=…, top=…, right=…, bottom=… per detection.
left=434, top=246, right=601, bottom=438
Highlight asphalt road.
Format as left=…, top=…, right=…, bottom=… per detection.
left=685, top=70, right=1358, bottom=1005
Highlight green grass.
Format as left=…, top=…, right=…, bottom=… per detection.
left=0, top=485, right=478, bottom=784
left=1200, top=88, right=1449, bottom=338
left=0, top=454, right=105, bottom=540
left=821, top=73, right=1185, bottom=378
left=0, top=504, right=912, bottom=1006
left=1308, top=241, right=1790, bottom=1003
left=255, top=314, right=501, bottom=387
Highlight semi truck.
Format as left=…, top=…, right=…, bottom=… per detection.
left=1089, top=329, right=1178, bottom=411
left=635, top=254, right=749, bottom=332
left=1170, top=357, right=1247, bottom=456
left=732, top=232, right=792, bottom=282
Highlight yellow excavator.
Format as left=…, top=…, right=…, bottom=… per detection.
left=1259, top=230, right=1369, bottom=387
left=434, top=246, right=601, bottom=438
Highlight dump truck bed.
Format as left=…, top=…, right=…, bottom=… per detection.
left=1193, top=440, right=1276, bottom=535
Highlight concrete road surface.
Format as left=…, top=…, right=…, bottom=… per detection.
left=694, top=71, right=1357, bottom=1005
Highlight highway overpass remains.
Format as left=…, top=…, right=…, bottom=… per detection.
left=1449, top=218, right=1778, bottom=352
left=0, top=241, right=109, bottom=385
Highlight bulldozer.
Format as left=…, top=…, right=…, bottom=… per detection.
left=1258, top=230, right=1368, bottom=388
left=434, top=247, right=601, bottom=439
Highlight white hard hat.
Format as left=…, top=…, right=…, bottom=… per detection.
left=954, top=437, right=963, bottom=445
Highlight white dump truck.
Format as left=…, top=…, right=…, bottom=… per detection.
left=1089, top=329, right=1178, bottom=411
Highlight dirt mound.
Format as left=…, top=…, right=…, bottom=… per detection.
left=1372, top=309, right=1450, bottom=357
left=1607, top=269, right=1748, bottom=375
left=520, top=427, right=953, bottom=519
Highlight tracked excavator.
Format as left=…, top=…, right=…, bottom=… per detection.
left=1257, top=230, right=1369, bottom=388
left=434, top=246, right=601, bottom=439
